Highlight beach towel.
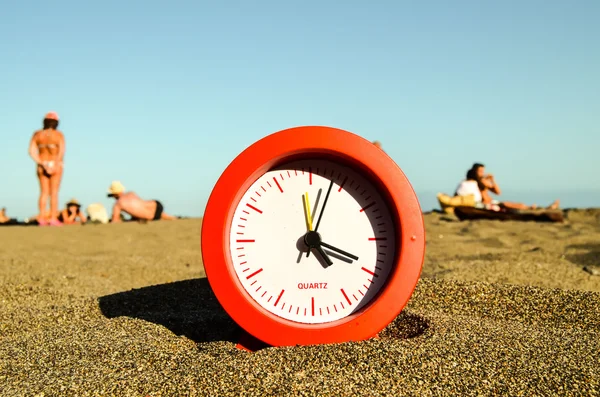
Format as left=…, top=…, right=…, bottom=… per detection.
left=454, top=206, right=564, bottom=223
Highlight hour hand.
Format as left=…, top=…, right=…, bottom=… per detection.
left=320, top=241, right=359, bottom=261
left=304, top=231, right=334, bottom=267
left=314, top=245, right=333, bottom=267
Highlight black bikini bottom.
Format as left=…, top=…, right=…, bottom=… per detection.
left=152, top=200, right=163, bottom=220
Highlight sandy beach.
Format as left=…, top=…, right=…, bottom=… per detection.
left=1, top=210, right=599, bottom=396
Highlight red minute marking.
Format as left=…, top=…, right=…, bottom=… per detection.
left=361, top=267, right=379, bottom=277
left=246, top=268, right=263, bottom=279
left=273, top=177, right=284, bottom=193
left=360, top=202, right=375, bottom=212
left=274, top=289, right=285, bottom=307
left=338, top=176, right=348, bottom=192
left=246, top=203, right=263, bottom=214
left=341, top=288, right=352, bottom=305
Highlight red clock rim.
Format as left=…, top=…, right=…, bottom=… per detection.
left=201, top=126, right=425, bottom=346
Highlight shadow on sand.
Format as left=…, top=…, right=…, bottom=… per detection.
left=565, top=243, right=600, bottom=275
left=98, top=278, right=430, bottom=346
left=98, top=278, right=241, bottom=344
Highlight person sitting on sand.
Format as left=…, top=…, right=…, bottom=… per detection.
left=454, top=168, right=501, bottom=211
left=456, top=163, right=560, bottom=211
left=0, top=207, right=10, bottom=224
left=58, top=199, right=87, bottom=225
left=107, top=181, right=177, bottom=223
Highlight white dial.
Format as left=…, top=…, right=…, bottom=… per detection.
left=228, top=158, right=396, bottom=324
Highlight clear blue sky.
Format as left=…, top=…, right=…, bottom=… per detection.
left=1, top=0, right=599, bottom=218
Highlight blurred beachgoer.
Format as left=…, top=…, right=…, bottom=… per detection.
left=462, top=163, right=560, bottom=210
left=455, top=169, right=501, bottom=211
left=470, top=163, right=501, bottom=203
left=0, top=208, right=20, bottom=225
left=107, top=181, right=177, bottom=223
left=0, top=208, right=9, bottom=223
left=373, top=140, right=382, bottom=149
left=58, top=199, right=87, bottom=225
left=28, top=111, right=65, bottom=226
left=86, top=203, right=109, bottom=224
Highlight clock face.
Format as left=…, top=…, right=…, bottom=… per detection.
left=228, top=158, right=397, bottom=325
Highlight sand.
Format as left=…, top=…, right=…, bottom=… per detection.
left=1, top=210, right=599, bottom=396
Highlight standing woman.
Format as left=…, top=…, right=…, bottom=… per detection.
left=28, top=111, right=65, bottom=226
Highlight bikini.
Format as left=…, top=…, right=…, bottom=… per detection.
left=152, top=200, right=164, bottom=220
left=37, top=142, right=61, bottom=174
left=35, top=133, right=63, bottom=227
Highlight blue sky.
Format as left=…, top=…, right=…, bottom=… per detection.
left=1, top=0, right=599, bottom=218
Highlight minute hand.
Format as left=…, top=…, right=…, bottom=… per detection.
left=320, top=241, right=359, bottom=261
left=307, top=179, right=334, bottom=258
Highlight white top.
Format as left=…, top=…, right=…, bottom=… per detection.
left=86, top=203, right=109, bottom=224
left=455, top=180, right=482, bottom=203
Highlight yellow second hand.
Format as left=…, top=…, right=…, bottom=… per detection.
left=305, top=192, right=313, bottom=231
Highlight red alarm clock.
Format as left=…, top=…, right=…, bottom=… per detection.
left=201, top=126, right=425, bottom=349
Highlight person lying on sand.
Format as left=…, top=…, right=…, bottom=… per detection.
left=58, top=199, right=87, bottom=225
left=456, top=163, right=560, bottom=211
left=107, top=181, right=177, bottom=223
left=471, top=163, right=560, bottom=210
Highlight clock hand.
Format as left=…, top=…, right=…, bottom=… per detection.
left=320, top=241, right=359, bottom=261
left=304, top=231, right=333, bottom=267
left=302, top=192, right=313, bottom=231
left=314, top=179, right=334, bottom=233
left=314, top=245, right=333, bottom=267
left=307, top=179, right=334, bottom=258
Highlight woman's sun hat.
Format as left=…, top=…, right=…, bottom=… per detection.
left=66, top=198, right=81, bottom=208
left=45, top=111, right=59, bottom=121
